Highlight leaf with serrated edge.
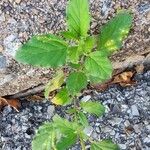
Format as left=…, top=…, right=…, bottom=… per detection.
left=66, top=72, right=88, bottom=94
left=68, top=46, right=80, bottom=64
left=80, top=101, right=105, bottom=117
left=51, top=88, right=71, bottom=106
left=15, top=34, right=68, bottom=68
left=91, top=139, right=119, bottom=150
left=60, top=31, right=79, bottom=40
left=83, top=36, right=97, bottom=54
left=32, top=123, right=53, bottom=150
left=84, top=51, right=113, bottom=83
left=98, top=11, right=132, bottom=54
left=56, top=130, right=77, bottom=150
left=66, top=0, right=90, bottom=37
left=44, top=70, right=65, bottom=99
left=78, top=111, right=89, bottom=126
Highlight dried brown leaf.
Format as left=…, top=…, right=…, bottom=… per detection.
left=0, top=97, right=20, bottom=112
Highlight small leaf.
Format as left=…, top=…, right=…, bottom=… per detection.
left=67, top=0, right=90, bottom=37
left=83, top=36, right=97, bottom=54
left=60, top=31, right=79, bottom=40
left=66, top=72, right=88, bottom=94
left=84, top=51, right=113, bottom=83
left=32, top=123, right=53, bottom=150
left=44, top=70, right=65, bottom=99
left=91, top=139, right=119, bottom=150
left=51, top=88, right=71, bottom=105
left=68, top=62, right=81, bottom=69
left=77, top=111, right=89, bottom=126
left=68, top=46, right=80, bottom=64
left=80, top=101, right=105, bottom=117
left=98, top=11, right=133, bottom=54
left=15, top=34, right=68, bottom=68
left=66, top=108, right=77, bottom=114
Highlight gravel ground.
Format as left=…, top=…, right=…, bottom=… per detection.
left=0, top=70, right=150, bottom=150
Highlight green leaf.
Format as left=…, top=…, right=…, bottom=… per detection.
left=32, top=123, right=53, bottom=150
left=60, top=31, right=79, bottom=40
left=66, top=72, right=88, bottom=94
left=44, top=70, right=65, bottom=99
left=66, top=0, right=90, bottom=37
left=56, top=130, right=77, bottom=150
left=98, top=11, right=133, bottom=54
left=84, top=51, right=113, bottom=83
left=83, top=36, right=97, bottom=54
left=66, top=108, right=77, bottom=114
left=68, top=62, right=81, bottom=69
left=91, top=140, right=119, bottom=150
left=53, top=115, right=79, bottom=132
left=80, top=101, right=105, bottom=117
left=68, top=46, right=80, bottom=64
left=51, top=88, right=71, bottom=105
left=77, top=111, right=89, bottom=126
left=15, top=34, right=68, bottom=68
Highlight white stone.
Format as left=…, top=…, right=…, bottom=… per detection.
left=131, top=105, right=140, bottom=116
left=81, top=95, right=91, bottom=102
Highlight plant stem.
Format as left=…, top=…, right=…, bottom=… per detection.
left=79, top=134, right=86, bottom=150
left=73, top=98, right=86, bottom=150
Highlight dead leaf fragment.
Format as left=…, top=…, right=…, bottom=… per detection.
left=112, top=71, right=136, bottom=87
left=0, top=97, right=20, bottom=112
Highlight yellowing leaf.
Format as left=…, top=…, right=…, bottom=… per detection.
left=51, top=88, right=70, bottom=106
left=44, top=70, right=65, bottom=99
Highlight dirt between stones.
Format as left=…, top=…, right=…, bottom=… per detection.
left=0, top=0, right=150, bottom=96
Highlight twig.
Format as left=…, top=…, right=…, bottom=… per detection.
left=6, top=84, right=45, bottom=99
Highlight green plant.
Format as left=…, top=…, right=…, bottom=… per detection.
left=15, top=0, right=132, bottom=149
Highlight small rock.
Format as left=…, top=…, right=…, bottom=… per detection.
left=25, top=133, right=31, bottom=139
left=109, top=118, right=122, bottom=126
left=2, top=106, right=12, bottom=115
left=47, top=105, right=55, bottom=119
left=131, top=105, right=140, bottom=116
left=143, top=136, right=150, bottom=146
left=81, top=95, right=91, bottom=102
left=133, top=124, right=141, bottom=134
left=0, top=55, right=7, bottom=69
left=119, top=144, right=127, bottom=150
left=15, top=0, right=22, bottom=4
left=83, top=126, right=93, bottom=136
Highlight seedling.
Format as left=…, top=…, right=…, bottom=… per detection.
left=15, top=0, right=132, bottom=149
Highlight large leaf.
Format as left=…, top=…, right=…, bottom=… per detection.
left=51, top=88, right=71, bottom=106
left=98, top=11, right=132, bottom=54
left=84, top=51, right=113, bottom=83
left=44, top=70, right=65, bottom=99
left=15, top=34, right=68, bottom=67
left=66, top=0, right=90, bottom=37
left=53, top=115, right=78, bottom=149
left=80, top=101, right=105, bottom=117
left=91, top=140, right=119, bottom=150
left=66, top=72, right=88, bottom=94
left=53, top=115, right=78, bottom=132
left=56, top=130, right=77, bottom=150
left=32, top=123, right=53, bottom=150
